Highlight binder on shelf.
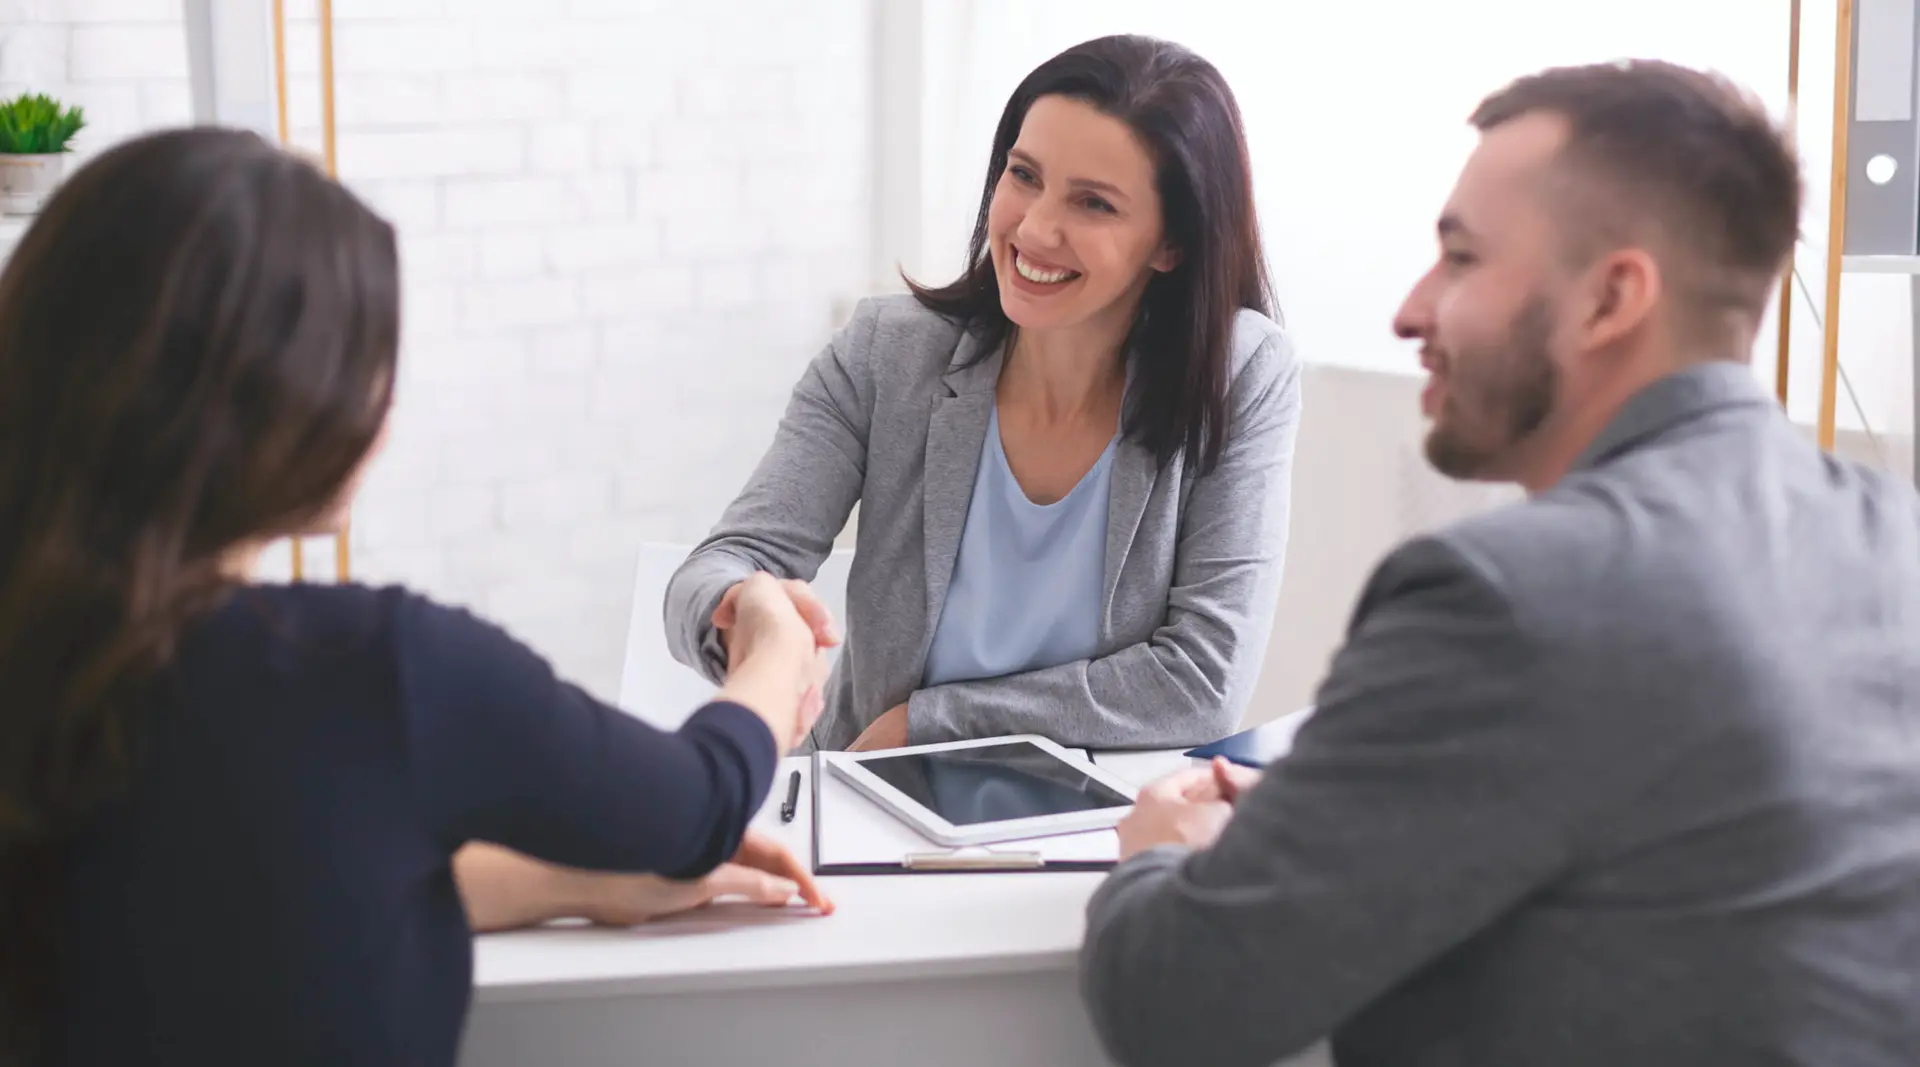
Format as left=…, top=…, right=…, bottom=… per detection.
left=1845, top=0, right=1920, bottom=256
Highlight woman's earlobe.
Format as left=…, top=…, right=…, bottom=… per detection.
left=1151, top=245, right=1183, bottom=273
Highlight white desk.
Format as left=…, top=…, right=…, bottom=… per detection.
left=462, top=749, right=1331, bottom=1067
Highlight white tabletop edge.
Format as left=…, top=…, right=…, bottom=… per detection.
left=472, top=944, right=1080, bottom=1003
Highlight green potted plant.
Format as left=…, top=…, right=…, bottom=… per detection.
left=0, top=93, right=85, bottom=215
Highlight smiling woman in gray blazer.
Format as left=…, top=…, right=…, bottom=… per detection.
left=667, top=35, right=1300, bottom=753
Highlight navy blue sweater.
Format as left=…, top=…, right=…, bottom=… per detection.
left=51, top=583, right=777, bottom=1066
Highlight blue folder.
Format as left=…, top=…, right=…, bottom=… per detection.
left=1182, top=706, right=1315, bottom=768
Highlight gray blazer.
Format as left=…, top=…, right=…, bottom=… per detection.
left=665, top=295, right=1300, bottom=751
left=1081, top=361, right=1920, bottom=1067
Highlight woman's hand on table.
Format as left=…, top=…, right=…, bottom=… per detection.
left=582, top=831, right=834, bottom=925
left=847, top=702, right=909, bottom=751
left=728, top=828, right=833, bottom=915
left=459, top=831, right=832, bottom=933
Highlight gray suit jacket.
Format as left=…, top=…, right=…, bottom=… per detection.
left=1082, top=362, right=1920, bottom=1067
left=665, top=295, right=1300, bottom=751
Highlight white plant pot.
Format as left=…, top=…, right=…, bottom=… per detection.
left=0, top=153, right=68, bottom=215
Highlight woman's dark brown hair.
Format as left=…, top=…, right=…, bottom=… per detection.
left=0, top=127, right=399, bottom=1059
left=909, top=34, right=1274, bottom=473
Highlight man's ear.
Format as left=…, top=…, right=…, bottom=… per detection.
left=1580, top=248, right=1660, bottom=350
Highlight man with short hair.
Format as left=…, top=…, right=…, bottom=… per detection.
left=1079, top=60, right=1920, bottom=1067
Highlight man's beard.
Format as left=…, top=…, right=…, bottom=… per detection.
left=1424, top=294, right=1560, bottom=481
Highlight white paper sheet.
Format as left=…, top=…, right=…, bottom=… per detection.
left=814, top=754, right=1119, bottom=867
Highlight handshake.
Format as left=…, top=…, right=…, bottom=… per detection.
left=710, top=572, right=842, bottom=752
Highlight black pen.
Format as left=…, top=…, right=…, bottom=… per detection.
left=779, top=769, right=802, bottom=822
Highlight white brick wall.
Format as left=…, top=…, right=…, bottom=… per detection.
left=0, top=1, right=193, bottom=154
left=3, top=0, right=876, bottom=699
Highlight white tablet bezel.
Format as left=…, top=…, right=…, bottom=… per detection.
left=822, top=734, right=1140, bottom=847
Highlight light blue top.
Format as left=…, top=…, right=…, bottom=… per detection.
left=922, top=404, right=1118, bottom=688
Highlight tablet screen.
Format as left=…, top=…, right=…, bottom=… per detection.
left=857, top=742, right=1132, bottom=826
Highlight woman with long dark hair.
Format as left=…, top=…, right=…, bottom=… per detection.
left=0, top=128, right=829, bottom=1067
left=669, top=35, right=1300, bottom=752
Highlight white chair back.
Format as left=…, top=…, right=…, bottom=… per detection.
left=618, top=543, right=853, bottom=730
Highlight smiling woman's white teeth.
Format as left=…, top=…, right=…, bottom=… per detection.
left=1014, top=252, right=1079, bottom=284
